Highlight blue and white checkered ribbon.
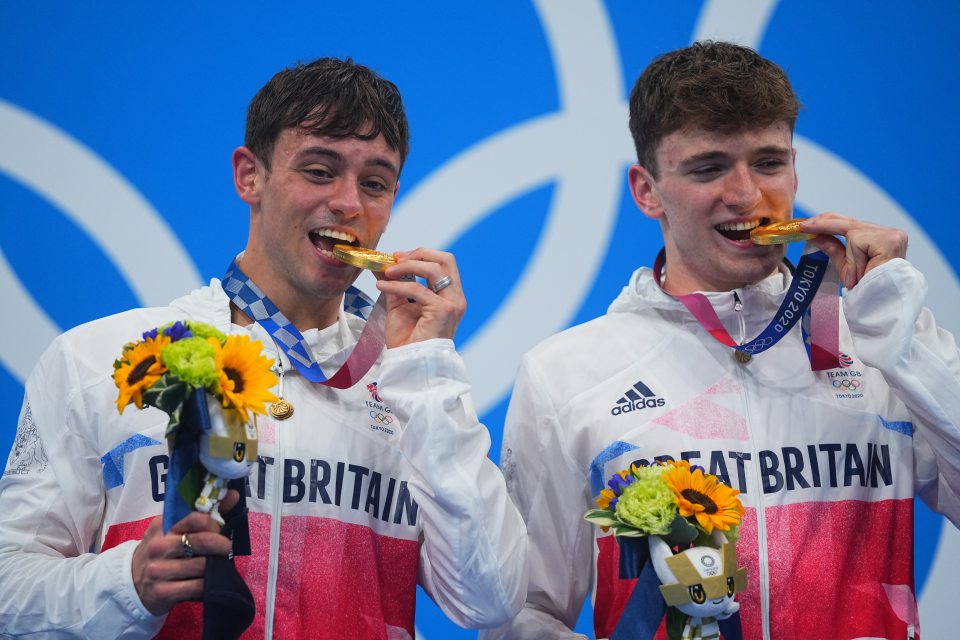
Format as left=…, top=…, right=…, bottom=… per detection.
left=222, top=258, right=384, bottom=387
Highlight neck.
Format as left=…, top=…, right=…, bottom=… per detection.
left=229, top=295, right=341, bottom=332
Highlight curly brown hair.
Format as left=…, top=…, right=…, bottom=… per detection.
left=245, top=57, right=409, bottom=171
left=629, top=41, right=799, bottom=176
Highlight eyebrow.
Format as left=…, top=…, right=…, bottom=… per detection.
left=678, top=150, right=728, bottom=167
left=678, top=145, right=792, bottom=167
left=298, top=145, right=399, bottom=178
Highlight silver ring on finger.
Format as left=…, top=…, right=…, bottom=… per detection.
left=181, top=533, right=194, bottom=559
left=430, top=275, right=452, bottom=294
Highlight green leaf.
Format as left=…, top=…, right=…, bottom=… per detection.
left=662, top=514, right=699, bottom=547
left=693, top=531, right=709, bottom=546
left=584, top=510, right=620, bottom=527
left=177, top=462, right=206, bottom=507
left=142, top=374, right=190, bottom=416
left=611, top=524, right=647, bottom=538
left=164, top=409, right=181, bottom=439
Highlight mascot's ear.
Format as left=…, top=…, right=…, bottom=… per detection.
left=711, top=530, right=729, bottom=547
left=648, top=535, right=677, bottom=585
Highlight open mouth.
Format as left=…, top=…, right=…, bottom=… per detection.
left=715, top=217, right=769, bottom=242
left=309, top=228, right=360, bottom=260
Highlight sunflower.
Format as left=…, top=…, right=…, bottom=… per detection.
left=114, top=335, right=170, bottom=413
left=211, top=335, right=278, bottom=419
left=662, top=461, right=745, bottom=534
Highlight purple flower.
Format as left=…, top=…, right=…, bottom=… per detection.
left=141, top=328, right=159, bottom=341
left=691, top=464, right=706, bottom=474
left=608, top=472, right=636, bottom=495
left=163, top=321, right=192, bottom=342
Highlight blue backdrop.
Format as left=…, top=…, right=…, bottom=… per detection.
left=2, top=1, right=958, bottom=638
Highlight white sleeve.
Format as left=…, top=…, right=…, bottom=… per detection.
left=844, top=258, right=960, bottom=526
left=0, top=336, right=164, bottom=638
left=480, top=356, right=592, bottom=640
left=377, top=338, right=529, bottom=630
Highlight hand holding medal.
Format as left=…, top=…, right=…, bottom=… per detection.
left=333, top=244, right=465, bottom=348
left=750, top=214, right=907, bottom=289
left=792, top=213, right=909, bottom=289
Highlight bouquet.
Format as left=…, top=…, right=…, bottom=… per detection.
left=585, top=460, right=747, bottom=640
left=113, top=320, right=277, bottom=527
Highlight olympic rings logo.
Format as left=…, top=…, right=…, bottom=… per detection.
left=370, top=411, right=394, bottom=424
left=740, top=336, right=775, bottom=354
left=832, top=379, right=861, bottom=390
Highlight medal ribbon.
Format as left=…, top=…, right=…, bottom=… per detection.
left=222, top=258, right=386, bottom=388
left=653, top=248, right=840, bottom=370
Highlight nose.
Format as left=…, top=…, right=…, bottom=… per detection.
left=721, top=165, right=761, bottom=212
left=329, top=177, right=363, bottom=219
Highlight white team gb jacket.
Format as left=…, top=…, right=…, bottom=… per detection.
left=0, top=280, right=528, bottom=639
left=485, top=257, right=960, bottom=640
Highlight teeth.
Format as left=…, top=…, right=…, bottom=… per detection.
left=312, top=228, right=358, bottom=243
left=716, top=219, right=762, bottom=232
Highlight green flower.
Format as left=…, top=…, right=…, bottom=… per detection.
left=615, top=465, right=678, bottom=535
left=185, top=321, right=226, bottom=344
left=160, top=336, right=218, bottom=389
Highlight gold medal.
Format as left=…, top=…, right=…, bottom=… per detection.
left=750, top=219, right=817, bottom=245
left=270, top=399, right=294, bottom=420
left=332, top=244, right=396, bottom=271
left=734, top=350, right=752, bottom=364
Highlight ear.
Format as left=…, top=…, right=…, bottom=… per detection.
left=233, top=146, right=263, bottom=206
left=628, top=164, right=664, bottom=220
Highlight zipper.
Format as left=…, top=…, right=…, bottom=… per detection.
left=263, top=372, right=286, bottom=639
left=732, top=289, right=772, bottom=640
left=733, top=291, right=746, bottom=344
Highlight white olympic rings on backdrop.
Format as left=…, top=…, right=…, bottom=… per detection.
left=0, top=100, right=201, bottom=382
left=2, top=3, right=957, bottom=637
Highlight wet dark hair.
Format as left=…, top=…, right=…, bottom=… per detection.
left=629, top=41, right=800, bottom=176
left=245, top=57, right=409, bottom=170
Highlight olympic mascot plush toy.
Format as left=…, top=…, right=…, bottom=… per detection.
left=193, top=394, right=260, bottom=525
left=648, top=532, right=745, bottom=640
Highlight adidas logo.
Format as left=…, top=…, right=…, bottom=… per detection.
left=610, top=379, right=665, bottom=416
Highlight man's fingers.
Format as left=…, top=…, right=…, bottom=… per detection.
left=806, top=214, right=908, bottom=288
left=810, top=235, right=855, bottom=288
left=169, top=509, right=227, bottom=535
left=384, top=248, right=463, bottom=295
left=142, top=577, right=206, bottom=609
left=144, top=557, right=208, bottom=581
left=174, top=530, right=233, bottom=558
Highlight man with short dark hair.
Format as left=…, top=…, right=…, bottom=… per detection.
left=0, top=57, right=527, bottom=639
left=486, top=41, right=960, bottom=639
